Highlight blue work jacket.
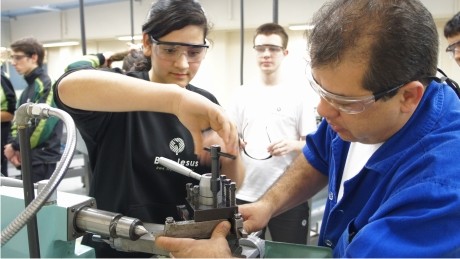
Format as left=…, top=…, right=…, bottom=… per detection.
left=304, top=80, right=460, bottom=257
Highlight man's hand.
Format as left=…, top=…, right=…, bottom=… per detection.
left=155, top=221, right=233, bottom=258
left=4, top=144, right=21, bottom=167
left=239, top=202, right=272, bottom=235
left=268, top=139, right=304, bottom=157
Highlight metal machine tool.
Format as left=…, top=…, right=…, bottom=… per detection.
left=1, top=103, right=330, bottom=258
left=0, top=103, right=250, bottom=257
left=1, top=183, right=150, bottom=257
left=0, top=103, right=151, bottom=258
left=103, top=146, right=249, bottom=256
left=157, top=146, right=246, bottom=256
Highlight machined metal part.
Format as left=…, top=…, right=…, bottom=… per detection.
left=108, top=220, right=260, bottom=257
left=74, top=207, right=148, bottom=241
left=67, top=198, right=97, bottom=240
left=239, top=232, right=265, bottom=258
left=197, top=173, right=212, bottom=205
left=108, top=223, right=167, bottom=255
left=163, top=218, right=225, bottom=239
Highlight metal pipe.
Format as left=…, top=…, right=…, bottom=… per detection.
left=1, top=103, right=77, bottom=246
left=240, top=0, right=244, bottom=85
left=0, top=177, right=38, bottom=188
left=273, top=0, right=279, bottom=23
left=130, top=0, right=135, bottom=44
left=18, top=125, right=40, bottom=257
left=79, top=0, right=87, bottom=55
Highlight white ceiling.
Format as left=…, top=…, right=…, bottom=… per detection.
left=1, top=0, right=128, bottom=18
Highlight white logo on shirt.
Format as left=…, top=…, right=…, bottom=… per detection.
left=169, top=138, right=185, bottom=155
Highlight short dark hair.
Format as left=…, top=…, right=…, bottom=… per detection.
left=10, top=37, right=45, bottom=67
left=444, top=12, right=460, bottom=38
left=307, top=0, right=438, bottom=98
left=253, top=23, right=289, bottom=49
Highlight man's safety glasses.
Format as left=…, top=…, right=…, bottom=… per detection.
left=307, top=72, right=404, bottom=114
left=253, top=45, right=284, bottom=55
left=150, top=36, right=209, bottom=63
left=9, top=54, right=29, bottom=62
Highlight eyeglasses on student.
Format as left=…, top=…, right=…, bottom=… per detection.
left=446, top=40, right=460, bottom=59
left=150, top=36, right=209, bottom=63
left=9, top=54, right=30, bottom=62
left=253, top=45, right=284, bottom=55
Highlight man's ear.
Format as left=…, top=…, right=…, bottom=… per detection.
left=142, top=33, right=152, bottom=56
left=400, top=81, right=424, bottom=113
left=30, top=53, right=39, bottom=64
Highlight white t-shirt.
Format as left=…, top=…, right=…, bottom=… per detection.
left=228, top=77, right=317, bottom=202
left=338, top=142, right=383, bottom=202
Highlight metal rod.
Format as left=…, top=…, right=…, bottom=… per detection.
left=210, top=145, right=221, bottom=208
left=18, top=127, right=40, bottom=258
left=240, top=0, right=244, bottom=85
left=130, top=0, right=134, bottom=44
left=79, top=0, right=87, bottom=55
left=273, top=0, right=279, bottom=23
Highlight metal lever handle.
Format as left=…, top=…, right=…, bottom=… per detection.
left=158, top=157, right=202, bottom=181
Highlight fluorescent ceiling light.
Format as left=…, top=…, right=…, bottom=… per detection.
left=43, top=41, right=79, bottom=48
left=117, top=35, right=143, bottom=41
left=288, top=24, right=315, bottom=31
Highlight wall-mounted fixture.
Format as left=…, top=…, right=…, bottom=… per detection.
left=117, top=35, right=142, bottom=41
left=288, top=24, right=315, bottom=31
left=42, top=41, right=79, bottom=48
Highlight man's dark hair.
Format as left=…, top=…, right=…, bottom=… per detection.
left=444, top=12, right=460, bottom=38
left=253, top=23, right=289, bottom=49
left=307, top=0, right=438, bottom=98
left=10, top=37, right=45, bottom=67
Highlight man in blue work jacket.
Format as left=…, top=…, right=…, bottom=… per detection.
left=154, top=0, right=460, bottom=257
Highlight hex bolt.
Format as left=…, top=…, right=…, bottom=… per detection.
left=230, top=182, right=236, bottom=206
left=165, top=217, right=175, bottom=224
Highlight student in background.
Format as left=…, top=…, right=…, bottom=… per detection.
left=4, top=37, right=63, bottom=183
left=1, top=65, right=17, bottom=176
left=228, top=22, right=317, bottom=244
left=54, top=0, right=242, bottom=257
left=444, top=12, right=460, bottom=67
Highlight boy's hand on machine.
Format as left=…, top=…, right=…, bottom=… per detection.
left=155, top=221, right=233, bottom=258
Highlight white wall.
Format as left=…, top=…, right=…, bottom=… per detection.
left=3, top=0, right=460, bottom=41
left=2, top=0, right=459, bottom=107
